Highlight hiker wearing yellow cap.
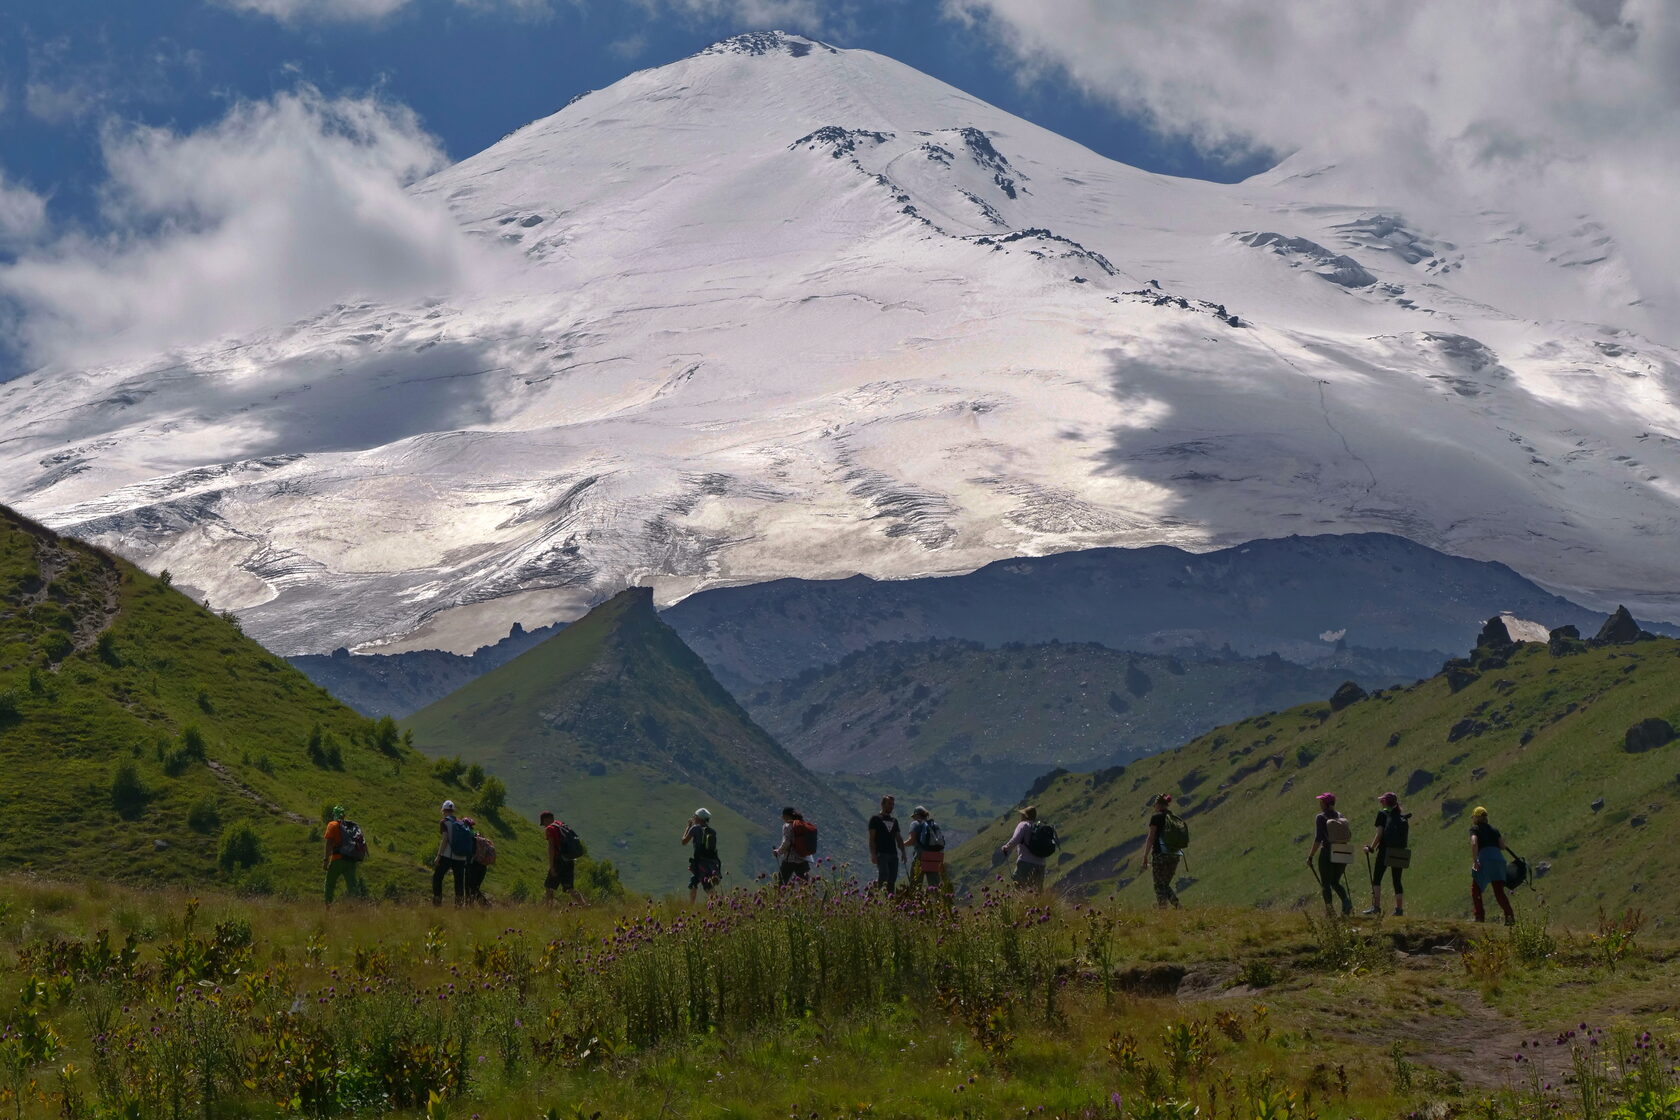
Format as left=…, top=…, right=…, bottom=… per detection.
left=1469, top=806, right=1517, bottom=924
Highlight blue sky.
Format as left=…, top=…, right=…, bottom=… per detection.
left=0, top=0, right=1263, bottom=236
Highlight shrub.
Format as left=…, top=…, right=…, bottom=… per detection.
left=158, top=568, right=173, bottom=587
left=42, top=631, right=73, bottom=662
left=466, top=762, right=486, bottom=790
left=96, top=631, right=121, bottom=667
left=432, top=756, right=466, bottom=785
left=110, top=761, right=148, bottom=819
left=0, top=690, right=19, bottom=723
left=373, top=715, right=403, bottom=757
left=196, top=688, right=215, bottom=714
left=187, top=797, right=221, bottom=834
left=217, top=823, right=264, bottom=870
left=478, top=775, right=507, bottom=814
left=306, top=725, right=344, bottom=770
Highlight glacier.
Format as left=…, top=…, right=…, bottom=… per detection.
left=2, top=30, right=1677, bottom=654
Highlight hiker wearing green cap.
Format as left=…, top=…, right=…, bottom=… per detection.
left=323, top=805, right=366, bottom=905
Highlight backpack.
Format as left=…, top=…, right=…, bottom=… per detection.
left=1382, top=810, right=1411, bottom=849
left=917, top=820, right=946, bottom=852
left=695, top=824, right=719, bottom=860
left=1324, top=815, right=1353, bottom=845
left=446, top=817, right=476, bottom=860
left=474, top=834, right=497, bottom=866
left=557, top=822, right=585, bottom=860
left=1159, top=811, right=1190, bottom=852
left=337, top=820, right=368, bottom=861
left=789, top=819, right=819, bottom=858
left=1025, top=821, right=1059, bottom=859
left=1506, top=852, right=1529, bottom=889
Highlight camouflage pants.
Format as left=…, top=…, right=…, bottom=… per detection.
left=1151, top=853, right=1181, bottom=908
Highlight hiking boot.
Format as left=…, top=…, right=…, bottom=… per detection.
left=1503, top=915, right=1516, bottom=926
left=1392, top=907, right=1404, bottom=916
left=1361, top=907, right=1380, bottom=915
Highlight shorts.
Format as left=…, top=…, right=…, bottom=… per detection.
left=689, top=858, right=721, bottom=891
left=1012, top=861, right=1045, bottom=890
left=545, top=859, right=575, bottom=892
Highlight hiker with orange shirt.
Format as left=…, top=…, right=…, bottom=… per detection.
left=323, top=805, right=365, bottom=904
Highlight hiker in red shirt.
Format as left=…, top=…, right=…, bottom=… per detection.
left=541, top=811, right=585, bottom=904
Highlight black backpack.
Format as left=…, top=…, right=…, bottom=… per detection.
left=337, top=820, right=368, bottom=861
left=1382, top=810, right=1411, bottom=849
left=1025, top=821, right=1058, bottom=859
left=695, top=824, right=719, bottom=859
left=1506, top=851, right=1529, bottom=889
left=918, top=820, right=946, bottom=852
left=557, top=822, right=585, bottom=860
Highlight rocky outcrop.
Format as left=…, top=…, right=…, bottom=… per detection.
left=1549, top=624, right=1585, bottom=657
left=1329, top=680, right=1368, bottom=711
left=1624, top=718, right=1676, bottom=754
left=1594, top=606, right=1648, bottom=645
left=1406, top=768, right=1436, bottom=796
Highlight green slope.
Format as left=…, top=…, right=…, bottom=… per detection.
left=0, top=505, right=558, bottom=897
left=954, top=622, right=1680, bottom=925
left=748, top=638, right=1365, bottom=801
left=405, top=588, right=858, bottom=894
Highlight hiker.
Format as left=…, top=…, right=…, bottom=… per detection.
left=904, top=805, right=946, bottom=891
left=433, top=799, right=473, bottom=907
left=1364, top=792, right=1410, bottom=916
left=682, top=807, right=722, bottom=902
left=774, top=807, right=815, bottom=885
left=867, top=795, right=903, bottom=891
left=1141, top=793, right=1184, bottom=909
left=461, top=817, right=494, bottom=904
left=1001, top=805, right=1055, bottom=892
left=540, top=811, right=585, bottom=904
left=1469, top=806, right=1517, bottom=925
left=1306, top=792, right=1354, bottom=916
left=322, top=805, right=364, bottom=905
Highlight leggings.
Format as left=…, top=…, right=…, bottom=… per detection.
left=1318, top=852, right=1352, bottom=913
left=1371, top=854, right=1404, bottom=894
left=433, top=858, right=465, bottom=904
left=1472, top=880, right=1514, bottom=922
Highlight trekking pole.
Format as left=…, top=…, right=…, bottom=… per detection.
left=1364, top=848, right=1373, bottom=883
left=1308, top=858, right=1321, bottom=889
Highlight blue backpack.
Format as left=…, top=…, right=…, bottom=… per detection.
left=446, top=817, right=476, bottom=859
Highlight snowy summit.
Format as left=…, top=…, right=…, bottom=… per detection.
left=3, top=31, right=1677, bottom=654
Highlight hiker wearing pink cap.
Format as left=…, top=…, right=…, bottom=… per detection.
left=1363, top=792, right=1411, bottom=916
left=1304, top=792, right=1354, bottom=916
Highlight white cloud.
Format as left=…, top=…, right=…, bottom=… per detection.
left=212, top=0, right=552, bottom=24
left=0, top=173, right=47, bottom=246
left=634, top=0, right=856, bottom=37
left=947, top=0, right=1680, bottom=335
left=0, top=88, right=479, bottom=369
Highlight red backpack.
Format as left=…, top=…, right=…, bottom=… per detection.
left=790, top=819, right=819, bottom=857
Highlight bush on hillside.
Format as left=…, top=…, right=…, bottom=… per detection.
left=432, top=756, right=466, bottom=785
left=110, top=761, right=149, bottom=819
left=466, top=762, right=486, bottom=790
left=96, top=630, right=121, bottom=667
left=372, top=715, right=403, bottom=757
left=0, top=689, right=19, bottom=723
left=218, top=823, right=263, bottom=870
left=305, top=725, right=344, bottom=770
left=187, top=797, right=221, bottom=834
left=478, top=776, right=507, bottom=814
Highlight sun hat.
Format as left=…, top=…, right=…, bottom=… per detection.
left=442, top=799, right=455, bottom=812
left=694, top=807, right=711, bottom=820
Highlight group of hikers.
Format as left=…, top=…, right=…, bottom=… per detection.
left=1139, top=790, right=1525, bottom=924
left=321, top=789, right=1524, bottom=924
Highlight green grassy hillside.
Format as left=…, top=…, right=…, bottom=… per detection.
left=955, top=623, right=1680, bottom=925
left=406, top=588, right=859, bottom=894
left=0, top=505, right=561, bottom=898
left=749, top=638, right=1363, bottom=801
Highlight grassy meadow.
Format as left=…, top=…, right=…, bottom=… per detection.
left=0, top=873, right=1676, bottom=1119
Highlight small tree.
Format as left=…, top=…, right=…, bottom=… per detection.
left=0, top=690, right=19, bottom=723
left=478, top=775, right=507, bottom=814
left=111, top=761, right=148, bottom=819
left=372, top=715, right=402, bottom=757
left=431, top=756, right=466, bottom=785
left=96, top=631, right=121, bottom=667
left=217, top=823, right=263, bottom=870
left=465, top=763, right=486, bottom=790
left=187, top=797, right=221, bottom=834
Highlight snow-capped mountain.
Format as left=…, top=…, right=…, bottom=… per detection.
left=4, top=31, right=1678, bottom=655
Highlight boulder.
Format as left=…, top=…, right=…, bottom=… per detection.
left=1594, top=606, right=1645, bottom=645
left=1624, top=718, right=1676, bottom=754
left=1476, top=615, right=1515, bottom=653
left=1440, top=797, right=1466, bottom=820
left=1445, top=666, right=1481, bottom=693
left=1405, top=768, right=1436, bottom=796
left=1590, top=796, right=1605, bottom=813
left=1329, top=680, right=1368, bottom=711
left=1447, top=718, right=1489, bottom=742
left=1534, top=861, right=1551, bottom=878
